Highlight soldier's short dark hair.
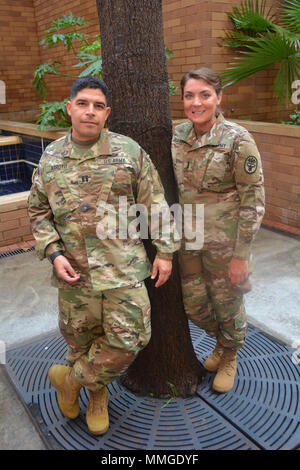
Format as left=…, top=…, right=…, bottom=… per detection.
left=180, top=67, right=222, bottom=99
left=70, top=76, right=109, bottom=101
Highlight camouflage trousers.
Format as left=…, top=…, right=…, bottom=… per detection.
left=58, top=281, right=151, bottom=392
left=179, top=244, right=248, bottom=350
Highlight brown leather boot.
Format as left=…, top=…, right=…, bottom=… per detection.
left=48, top=365, right=82, bottom=419
left=204, top=342, right=224, bottom=372
left=212, top=348, right=237, bottom=393
left=86, top=387, right=109, bottom=435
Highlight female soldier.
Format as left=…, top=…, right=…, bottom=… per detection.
left=172, top=68, right=265, bottom=393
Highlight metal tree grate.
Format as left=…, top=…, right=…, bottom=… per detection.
left=191, top=324, right=300, bottom=450
left=5, top=324, right=300, bottom=450
left=0, top=246, right=35, bottom=259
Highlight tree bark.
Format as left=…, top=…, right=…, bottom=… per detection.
left=96, top=0, right=205, bottom=397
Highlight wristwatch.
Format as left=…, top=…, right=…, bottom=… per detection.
left=48, top=250, right=64, bottom=264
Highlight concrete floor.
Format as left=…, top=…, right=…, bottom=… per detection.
left=245, top=227, right=300, bottom=348
left=0, top=251, right=58, bottom=349
left=0, top=226, right=299, bottom=450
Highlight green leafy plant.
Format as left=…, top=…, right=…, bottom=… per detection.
left=281, top=109, right=300, bottom=124
left=33, top=18, right=103, bottom=87
left=40, top=12, right=89, bottom=53
left=33, top=13, right=177, bottom=129
left=32, top=13, right=102, bottom=129
left=37, top=98, right=70, bottom=129
left=32, top=61, right=62, bottom=100
left=168, top=80, right=178, bottom=97
left=73, top=52, right=103, bottom=78
left=165, top=47, right=179, bottom=96
left=281, top=0, right=300, bottom=34
left=226, top=0, right=276, bottom=36
left=221, top=0, right=300, bottom=105
left=161, top=382, right=179, bottom=409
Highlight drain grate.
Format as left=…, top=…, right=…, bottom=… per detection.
left=191, top=324, right=300, bottom=450
left=5, top=325, right=300, bottom=450
left=0, top=246, right=35, bottom=259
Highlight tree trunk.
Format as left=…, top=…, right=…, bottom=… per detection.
left=96, top=0, right=205, bottom=397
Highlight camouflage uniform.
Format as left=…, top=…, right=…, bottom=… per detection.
left=172, top=113, right=265, bottom=349
left=28, top=129, right=180, bottom=390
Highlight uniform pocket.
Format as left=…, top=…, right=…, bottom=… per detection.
left=202, top=151, right=228, bottom=191
left=183, top=157, right=200, bottom=190
left=113, top=168, right=132, bottom=192
left=48, top=172, right=80, bottom=221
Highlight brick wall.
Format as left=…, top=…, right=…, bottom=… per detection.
left=0, top=197, right=33, bottom=247
left=163, top=0, right=293, bottom=123
left=0, top=0, right=41, bottom=121
left=0, top=0, right=295, bottom=123
left=254, top=133, right=300, bottom=231
left=233, top=120, right=300, bottom=232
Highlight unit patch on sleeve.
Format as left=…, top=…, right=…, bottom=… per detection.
left=244, top=155, right=258, bottom=174
left=234, top=138, right=262, bottom=184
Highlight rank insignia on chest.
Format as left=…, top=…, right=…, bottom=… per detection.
left=184, top=160, right=192, bottom=170
left=244, top=155, right=258, bottom=174
left=81, top=175, right=89, bottom=182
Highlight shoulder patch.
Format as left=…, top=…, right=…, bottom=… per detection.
left=235, top=139, right=262, bottom=184
left=244, top=155, right=258, bottom=174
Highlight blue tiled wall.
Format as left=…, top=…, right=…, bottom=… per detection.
left=0, top=161, right=33, bottom=196
left=0, top=142, right=23, bottom=163
left=0, top=131, right=53, bottom=195
left=1, top=131, right=52, bottom=164
left=21, top=134, right=52, bottom=165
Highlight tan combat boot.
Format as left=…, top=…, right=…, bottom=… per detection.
left=86, top=387, right=109, bottom=435
left=212, top=348, right=237, bottom=393
left=204, top=342, right=224, bottom=372
left=48, top=365, right=82, bottom=419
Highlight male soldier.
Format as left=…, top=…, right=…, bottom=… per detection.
left=28, top=76, right=180, bottom=435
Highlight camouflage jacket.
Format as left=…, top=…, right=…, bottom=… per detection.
left=28, top=129, right=180, bottom=290
left=172, top=113, right=265, bottom=259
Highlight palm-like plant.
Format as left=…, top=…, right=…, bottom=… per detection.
left=33, top=13, right=178, bottom=128
left=222, top=0, right=300, bottom=105
left=281, top=0, right=300, bottom=33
